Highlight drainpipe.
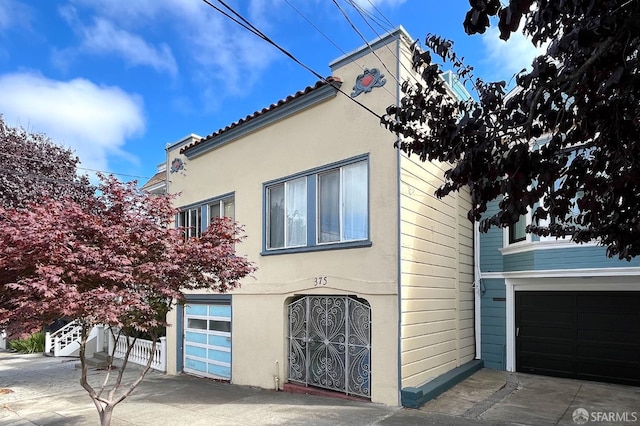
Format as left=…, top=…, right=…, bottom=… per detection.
left=473, top=221, right=483, bottom=359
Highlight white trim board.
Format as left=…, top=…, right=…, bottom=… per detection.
left=481, top=266, right=640, bottom=280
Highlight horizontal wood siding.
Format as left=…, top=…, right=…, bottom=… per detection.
left=503, top=251, right=535, bottom=271
left=479, top=201, right=503, bottom=272
left=400, top=155, right=475, bottom=388
left=533, top=246, right=640, bottom=270
left=480, top=278, right=506, bottom=369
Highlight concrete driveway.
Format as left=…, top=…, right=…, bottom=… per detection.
left=1, top=352, right=638, bottom=425
left=420, top=368, right=640, bottom=425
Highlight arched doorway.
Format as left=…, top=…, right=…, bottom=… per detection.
left=287, top=295, right=371, bottom=398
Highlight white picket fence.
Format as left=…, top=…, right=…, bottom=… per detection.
left=110, top=333, right=167, bottom=372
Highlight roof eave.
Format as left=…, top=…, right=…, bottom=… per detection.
left=182, top=79, right=342, bottom=159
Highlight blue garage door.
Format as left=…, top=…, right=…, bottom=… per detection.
left=183, top=303, right=232, bottom=380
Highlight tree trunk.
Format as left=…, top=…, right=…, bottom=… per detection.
left=99, top=404, right=114, bottom=426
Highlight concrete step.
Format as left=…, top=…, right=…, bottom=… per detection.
left=75, top=352, right=113, bottom=369
left=93, top=351, right=111, bottom=362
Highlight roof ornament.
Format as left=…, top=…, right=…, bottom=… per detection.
left=351, top=68, right=386, bottom=98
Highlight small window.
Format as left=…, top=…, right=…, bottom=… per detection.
left=178, top=195, right=234, bottom=240
left=318, top=161, right=368, bottom=244
left=178, top=207, right=201, bottom=239
left=209, top=320, right=231, bottom=333
left=508, top=214, right=527, bottom=244
left=209, top=197, right=235, bottom=222
left=267, top=177, right=307, bottom=249
left=187, top=318, right=207, bottom=330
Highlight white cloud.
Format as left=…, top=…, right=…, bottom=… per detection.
left=66, top=0, right=279, bottom=106
left=0, top=0, right=32, bottom=33
left=481, top=25, right=548, bottom=82
left=0, top=72, right=145, bottom=173
left=353, top=0, right=406, bottom=9
left=57, top=6, right=177, bottom=77
left=81, top=18, right=177, bottom=76
left=0, top=2, right=9, bottom=30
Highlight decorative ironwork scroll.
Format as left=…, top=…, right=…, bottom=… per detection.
left=287, top=295, right=371, bottom=398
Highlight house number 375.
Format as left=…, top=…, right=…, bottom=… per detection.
left=313, top=276, right=328, bottom=286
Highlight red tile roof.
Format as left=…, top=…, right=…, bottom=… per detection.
left=180, top=77, right=342, bottom=154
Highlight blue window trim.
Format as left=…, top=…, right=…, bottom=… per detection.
left=176, top=192, right=235, bottom=232
left=261, top=154, right=371, bottom=255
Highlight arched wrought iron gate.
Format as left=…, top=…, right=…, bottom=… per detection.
left=287, top=296, right=371, bottom=398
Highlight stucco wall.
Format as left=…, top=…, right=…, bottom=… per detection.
left=164, top=33, right=404, bottom=406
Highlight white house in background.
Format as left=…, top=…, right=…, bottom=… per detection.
left=140, top=162, right=167, bottom=195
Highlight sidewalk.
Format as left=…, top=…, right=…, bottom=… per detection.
left=1, top=352, right=638, bottom=425
left=0, top=352, right=498, bottom=426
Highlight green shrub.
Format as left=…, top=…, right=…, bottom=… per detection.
left=9, top=332, right=45, bottom=353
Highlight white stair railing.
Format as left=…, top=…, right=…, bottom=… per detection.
left=45, top=320, right=82, bottom=357
left=110, top=334, right=167, bottom=372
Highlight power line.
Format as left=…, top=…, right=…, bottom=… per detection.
left=0, top=151, right=152, bottom=180
left=331, top=0, right=399, bottom=87
left=282, top=0, right=397, bottom=100
left=362, top=0, right=395, bottom=29
left=348, top=0, right=395, bottom=33
left=200, top=0, right=383, bottom=120
left=0, top=168, right=89, bottom=187
left=341, top=0, right=430, bottom=89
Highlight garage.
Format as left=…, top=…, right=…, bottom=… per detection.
left=183, top=303, right=232, bottom=380
left=516, top=291, right=640, bottom=386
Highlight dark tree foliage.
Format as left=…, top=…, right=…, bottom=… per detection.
left=382, top=0, right=640, bottom=260
left=0, top=114, right=94, bottom=209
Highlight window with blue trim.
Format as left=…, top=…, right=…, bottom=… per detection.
left=265, top=158, right=369, bottom=252
left=178, top=207, right=202, bottom=239
left=318, top=161, right=368, bottom=243
left=267, top=177, right=307, bottom=249
left=177, top=194, right=234, bottom=240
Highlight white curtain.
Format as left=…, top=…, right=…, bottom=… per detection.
left=342, top=162, right=368, bottom=241
left=286, top=177, right=307, bottom=247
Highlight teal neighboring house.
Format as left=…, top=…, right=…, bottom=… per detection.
left=478, top=201, right=640, bottom=386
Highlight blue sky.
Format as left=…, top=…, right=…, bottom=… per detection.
left=0, top=0, right=544, bottom=184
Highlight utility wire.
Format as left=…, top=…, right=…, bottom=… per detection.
left=0, top=168, right=91, bottom=187
left=343, top=0, right=433, bottom=89
left=363, top=0, right=395, bottom=29
left=200, top=0, right=383, bottom=120
left=283, top=0, right=397, bottom=100
left=0, top=151, right=152, bottom=180
left=347, top=0, right=394, bottom=33
left=331, top=0, right=399, bottom=87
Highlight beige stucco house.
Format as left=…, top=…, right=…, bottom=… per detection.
left=160, top=27, right=479, bottom=407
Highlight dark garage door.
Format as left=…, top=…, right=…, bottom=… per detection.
left=516, top=291, right=640, bottom=386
